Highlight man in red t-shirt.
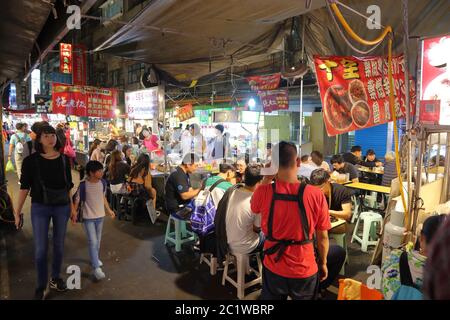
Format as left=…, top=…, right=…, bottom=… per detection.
left=251, top=141, right=330, bottom=300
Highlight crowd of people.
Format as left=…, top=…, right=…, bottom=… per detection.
left=4, top=120, right=449, bottom=301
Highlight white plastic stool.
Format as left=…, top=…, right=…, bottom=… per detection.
left=351, top=195, right=360, bottom=223
left=222, top=252, right=262, bottom=299
left=200, top=253, right=218, bottom=275
left=329, top=232, right=348, bottom=275
left=351, top=211, right=383, bottom=252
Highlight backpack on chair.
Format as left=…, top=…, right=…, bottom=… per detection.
left=190, top=178, right=225, bottom=236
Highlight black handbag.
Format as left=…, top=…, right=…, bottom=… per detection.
left=35, top=155, right=71, bottom=206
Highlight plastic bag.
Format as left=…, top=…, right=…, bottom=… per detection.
left=5, top=160, right=15, bottom=172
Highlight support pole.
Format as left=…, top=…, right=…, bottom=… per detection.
left=441, top=133, right=450, bottom=203
left=402, top=0, right=413, bottom=228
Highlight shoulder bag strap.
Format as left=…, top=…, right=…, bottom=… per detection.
left=60, top=155, right=68, bottom=190
left=34, top=155, right=48, bottom=203
left=209, top=178, right=226, bottom=192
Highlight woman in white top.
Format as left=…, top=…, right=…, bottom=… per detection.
left=189, top=123, right=206, bottom=159
left=311, top=150, right=331, bottom=172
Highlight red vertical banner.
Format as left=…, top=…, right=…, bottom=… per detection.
left=72, top=44, right=87, bottom=85
left=59, top=43, right=72, bottom=74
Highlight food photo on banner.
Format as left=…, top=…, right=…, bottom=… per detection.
left=246, top=73, right=281, bottom=91
left=420, top=34, right=450, bottom=125
left=175, top=104, right=195, bottom=121
left=52, top=83, right=118, bottom=118
left=313, top=54, right=416, bottom=136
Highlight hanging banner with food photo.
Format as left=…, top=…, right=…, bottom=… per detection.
left=313, top=54, right=415, bottom=136
left=175, top=104, right=195, bottom=121
left=247, top=73, right=281, bottom=91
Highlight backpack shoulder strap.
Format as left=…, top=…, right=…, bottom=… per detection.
left=79, top=181, right=86, bottom=202
left=101, top=179, right=107, bottom=193
left=209, top=178, right=226, bottom=192
left=296, top=183, right=311, bottom=242
left=399, top=250, right=416, bottom=288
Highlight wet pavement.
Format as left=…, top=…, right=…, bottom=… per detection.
left=0, top=168, right=373, bottom=300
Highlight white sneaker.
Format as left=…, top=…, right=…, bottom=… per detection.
left=98, top=260, right=103, bottom=267
left=94, top=267, right=106, bottom=280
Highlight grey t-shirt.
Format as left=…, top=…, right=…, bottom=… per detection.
left=76, top=180, right=106, bottom=220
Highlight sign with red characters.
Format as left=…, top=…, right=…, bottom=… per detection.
left=72, top=44, right=87, bottom=85
left=257, top=89, right=289, bottom=113
left=59, top=43, right=72, bottom=74
left=52, top=83, right=118, bottom=118
left=314, top=54, right=415, bottom=136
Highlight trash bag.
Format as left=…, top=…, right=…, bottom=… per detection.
left=5, top=160, right=15, bottom=173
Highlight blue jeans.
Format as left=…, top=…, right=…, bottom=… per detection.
left=31, top=203, right=71, bottom=290
left=83, top=217, right=104, bottom=269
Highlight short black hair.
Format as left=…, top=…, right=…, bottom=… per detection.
left=215, top=124, right=224, bottom=133
left=244, top=164, right=263, bottom=187
left=276, top=141, right=298, bottom=168
left=330, top=154, right=344, bottom=164
left=351, top=146, right=362, bottom=153
left=31, top=121, right=50, bottom=134
left=85, top=160, right=104, bottom=176
left=310, top=169, right=331, bottom=186
left=421, top=215, right=447, bottom=244
left=182, top=152, right=200, bottom=165
left=34, top=125, right=62, bottom=154
left=15, top=123, right=26, bottom=130
left=219, top=163, right=235, bottom=174
left=301, top=155, right=309, bottom=162
left=266, top=143, right=272, bottom=150
left=366, top=149, right=376, bottom=156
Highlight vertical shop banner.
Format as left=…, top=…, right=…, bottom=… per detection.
left=85, top=86, right=118, bottom=118
left=176, top=104, right=194, bottom=121
left=72, top=44, right=87, bottom=85
left=59, top=43, right=72, bottom=74
left=421, top=35, right=450, bottom=125
left=52, top=83, right=118, bottom=118
left=125, top=87, right=159, bottom=119
left=247, top=73, right=281, bottom=91
left=313, top=54, right=415, bottom=136
left=257, top=89, right=289, bottom=113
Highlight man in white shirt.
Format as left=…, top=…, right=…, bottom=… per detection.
left=297, top=154, right=316, bottom=180
left=226, top=164, right=264, bottom=254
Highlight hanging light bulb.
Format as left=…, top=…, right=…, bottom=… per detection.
left=248, top=98, right=256, bottom=108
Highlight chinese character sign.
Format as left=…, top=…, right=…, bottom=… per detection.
left=257, top=90, right=289, bottom=113
left=176, top=104, right=194, bottom=121
left=314, top=54, right=415, bottom=136
left=52, top=83, right=118, bottom=118
left=125, top=88, right=159, bottom=119
left=421, top=35, right=450, bottom=125
left=247, top=73, right=281, bottom=91
left=72, top=44, right=86, bottom=85
left=59, top=43, right=72, bottom=74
